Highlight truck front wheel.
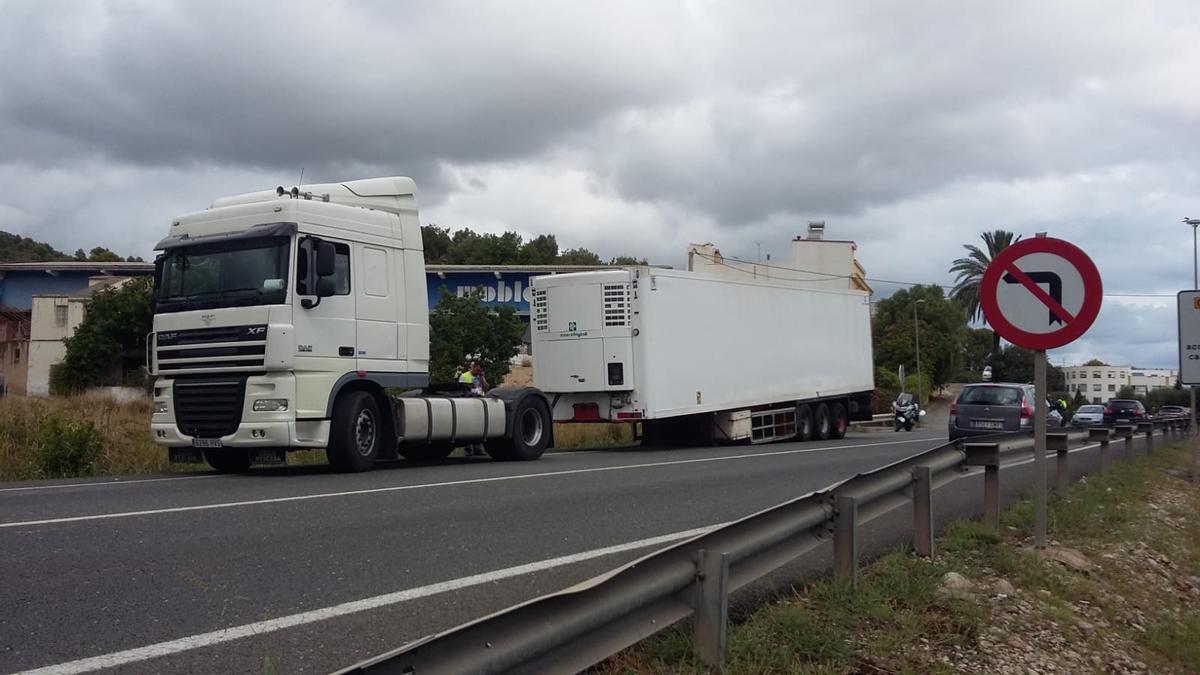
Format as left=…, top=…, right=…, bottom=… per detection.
left=327, top=391, right=381, bottom=472
left=487, top=396, right=550, bottom=461
left=203, top=449, right=251, bottom=473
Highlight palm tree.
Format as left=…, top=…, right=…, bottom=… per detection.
left=949, top=230, right=1021, bottom=354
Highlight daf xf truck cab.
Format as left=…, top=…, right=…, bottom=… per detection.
left=148, top=177, right=552, bottom=472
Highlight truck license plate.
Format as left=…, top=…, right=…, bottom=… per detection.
left=191, top=438, right=223, bottom=449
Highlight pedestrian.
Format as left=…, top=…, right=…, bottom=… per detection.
left=459, top=361, right=489, bottom=456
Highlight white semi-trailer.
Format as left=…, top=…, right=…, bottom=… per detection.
left=531, top=268, right=875, bottom=444
left=148, top=176, right=875, bottom=473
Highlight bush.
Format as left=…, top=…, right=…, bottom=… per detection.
left=38, top=415, right=103, bottom=477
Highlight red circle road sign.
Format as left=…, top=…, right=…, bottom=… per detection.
left=979, top=237, right=1102, bottom=350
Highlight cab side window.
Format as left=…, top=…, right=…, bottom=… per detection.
left=297, top=237, right=351, bottom=296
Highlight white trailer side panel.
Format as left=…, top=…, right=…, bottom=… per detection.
left=532, top=268, right=874, bottom=421
left=633, top=269, right=873, bottom=418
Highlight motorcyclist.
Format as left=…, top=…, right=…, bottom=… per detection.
left=893, top=392, right=919, bottom=431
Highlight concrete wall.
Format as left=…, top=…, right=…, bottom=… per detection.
left=27, top=295, right=87, bottom=396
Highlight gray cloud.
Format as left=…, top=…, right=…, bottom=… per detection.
left=1, top=1, right=1198, bottom=368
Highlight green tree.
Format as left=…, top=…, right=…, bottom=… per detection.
left=53, top=277, right=154, bottom=393
left=428, top=288, right=524, bottom=386
left=421, top=225, right=454, bottom=263
left=73, top=248, right=87, bottom=261
left=989, top=345, right=1065, bottom=389
left=948, top=230, right=1022, bottom=353
left=962, top=327, right=995, bottom=373
left=872, top=285, right=967, bottom=401
left=87, top=247, right=123, bottom=262
left=609, top=255, right=648, bottom=265
left=0, top=230, right=72, bottom=263
left=1083, top=358, right=1108, bottom=366
left=519, top=234, right=559, bottom=264
left=557, top=248, right=603, bottom=265
left=1116, top=385, right=1137, bottom=400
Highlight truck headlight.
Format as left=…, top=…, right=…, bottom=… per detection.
left=253, top=399, right=289, bottom=412
left=154, top=401, right=168, bottom=414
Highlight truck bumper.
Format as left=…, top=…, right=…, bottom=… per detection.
left=151, top=420, right=331, bottom=449
left=151, top=373, right=330, bottom=449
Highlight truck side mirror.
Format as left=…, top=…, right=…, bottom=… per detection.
left=316, top=277, right=336, bottom=298
left=315, top=241, right=336, bottom=277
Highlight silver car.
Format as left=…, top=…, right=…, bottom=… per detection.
left=948, top=383, right=1064, bottom=440
left=1070, top=404, right=1105, bottom=427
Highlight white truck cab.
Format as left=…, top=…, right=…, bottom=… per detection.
left=149, top=178, right=551, bottom=472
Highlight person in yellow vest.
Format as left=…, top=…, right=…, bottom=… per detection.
left=459, top=362, right=489, bottom=455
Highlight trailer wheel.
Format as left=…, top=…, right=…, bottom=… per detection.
left=796, top=404, right=814, bottom=441
left=326, top=391, right=381, bottom=472
left=398, top=443, right=455, bottom=461
left=829, top=402, right=848, bottom=440
left=203, top=449, right=251, bottom=473
left=814, top=403, right=832, bottom=440
left=488, top=396, right=550, bottom=461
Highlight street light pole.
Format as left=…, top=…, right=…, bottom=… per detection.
left=1186, top=218, right=1200, bottom=479
left=914, top=298, right=925, bottom=425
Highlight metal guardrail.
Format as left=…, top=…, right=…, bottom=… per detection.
left=338, top=418, right=1190, bottom=675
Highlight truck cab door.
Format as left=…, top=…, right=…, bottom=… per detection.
left=294, top=236, right=357, bottom=391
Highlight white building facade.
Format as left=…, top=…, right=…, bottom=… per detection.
left=1061, top=364, right=1178, bottom=405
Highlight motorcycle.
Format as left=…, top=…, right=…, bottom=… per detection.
left=892, top=393, right=925, bottom=432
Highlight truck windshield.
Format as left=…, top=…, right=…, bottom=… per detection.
left=156, top=237, right=289, bottom=313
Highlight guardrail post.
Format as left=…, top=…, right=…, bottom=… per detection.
left=834, top=496, right=859, bottom=587
left=963, top=443, right=1001, bottom=530
left=1116, top=425, right=1134, bottom=458
left=912, top=466, right=934, bottom=559
left=694, top=549, right=730, bottom=671
left=1048, top=432, right=1070, bottom=496
left=1089, top=427, right=1112, bottom=475
left=1138, top=422, right=1154, bottom=454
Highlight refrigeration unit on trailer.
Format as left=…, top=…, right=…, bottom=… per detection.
left=531, top=267, right=875, bottom=444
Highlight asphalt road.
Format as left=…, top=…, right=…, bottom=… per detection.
left=0, top=430, right=957, bottom=675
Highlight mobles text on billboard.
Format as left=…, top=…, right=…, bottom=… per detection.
left=454, top=278, right=535, bottom=304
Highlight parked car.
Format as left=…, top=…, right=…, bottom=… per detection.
left=1070, top=404, right=1105, bottom=427
left=948, top=383, right=1064, bottom=440
left=1103, top=399, right=1147, bottom=425
left=1157, top=405, right=1189, bottom=419
left=981, top=365, right=992, bottom=382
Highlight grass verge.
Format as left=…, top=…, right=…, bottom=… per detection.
left=599, top=441, right=1200, bottom=674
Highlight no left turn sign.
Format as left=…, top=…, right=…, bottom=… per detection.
left=980, top=237, right=1102, bottom=351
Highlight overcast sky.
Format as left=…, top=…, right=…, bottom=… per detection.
left=2, top=1, right=1198, bottom=368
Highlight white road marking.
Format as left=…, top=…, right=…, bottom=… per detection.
left=0, top=437, right=938, bottom=529
left=0, top=474, right=217, bottom=494
left=12, top=523, right=725, bottom=675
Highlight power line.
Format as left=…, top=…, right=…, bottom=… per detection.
left=692, top=252, right=1177, bottom=299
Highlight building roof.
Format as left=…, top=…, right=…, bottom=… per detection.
left=0, top=261, right=155, bottom=274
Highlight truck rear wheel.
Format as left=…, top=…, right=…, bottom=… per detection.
left=327, top=391, right=381, bottom=472
left=487, top=396, right=550, bottom=461
left=814, top=403, right=832, bottom=440
left=203, top=449, right=251, bottom=473
left=796, top=404, right=814, bottom=441
left=829, top=402, right=848, bottom=440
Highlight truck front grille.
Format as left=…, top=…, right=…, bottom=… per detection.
left=173, top=378, right=247, bottom=439
left=156, top=324, right=267, bottom=374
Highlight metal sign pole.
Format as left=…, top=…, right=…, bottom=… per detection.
left=1034, top=348, right=1048, bottom=547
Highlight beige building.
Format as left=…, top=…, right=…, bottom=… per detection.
left=1062, top=363, right=1177, bottom=405
left=27, top=276, right=132, bottom=396
left=686, top=222, right=872, bottom=294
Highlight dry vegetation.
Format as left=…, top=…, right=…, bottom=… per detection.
left=0, top=393, right=171, bottom=481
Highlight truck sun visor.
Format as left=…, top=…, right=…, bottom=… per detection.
left=154, top=221, right=298, bottom=250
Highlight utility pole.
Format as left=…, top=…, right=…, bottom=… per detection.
left=914, top=298, right=925, bottom=424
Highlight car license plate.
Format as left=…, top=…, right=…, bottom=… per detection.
left=971, top=420, right=1004, bottom=430
left=191, top=438, right=223, bottom=449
